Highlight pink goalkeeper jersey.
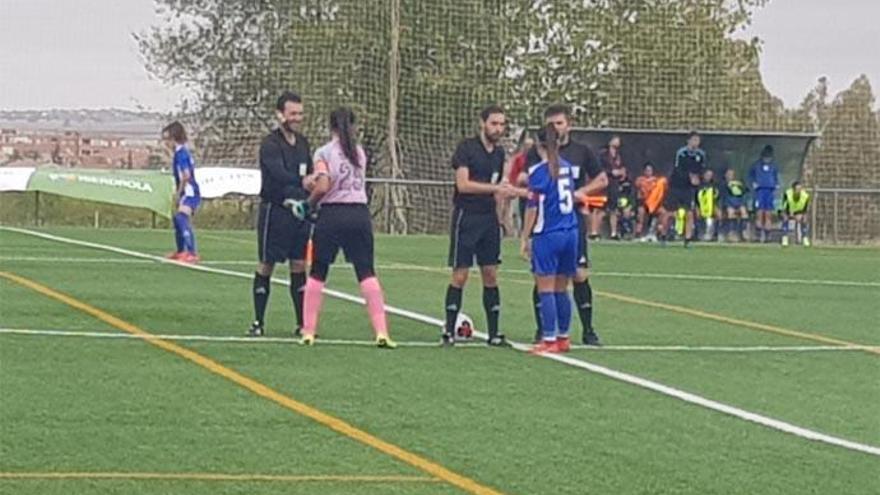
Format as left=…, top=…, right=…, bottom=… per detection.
left=313, top=138, right=368, bottom=205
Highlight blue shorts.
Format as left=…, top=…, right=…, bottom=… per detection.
left=755, top=188, right=775, bottom=211
left=531, top=228, right=578, bottom=277
left=179, top=195, right=201, bottom=212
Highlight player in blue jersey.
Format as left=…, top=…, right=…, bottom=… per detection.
left=162, top=121, right=201, bottom=263
left=748, top=145, right=780, bottom=243
left=520, top=125, right=578, bottom=354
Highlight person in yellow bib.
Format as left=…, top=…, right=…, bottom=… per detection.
left=781, top=181, right=811, bottom=247
left=696, top=169, right=721, bottom=241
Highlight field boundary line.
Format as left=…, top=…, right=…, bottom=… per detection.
left=4, top=249, right=878, bottom=289
left=2, top=328, right=877, bottom=353
left=0, top=471, right=439, bottom=483
left=377, top=260, right=880, bottom=288
left=3, top=226, right=879, bottom=458
left=0, top=270, right=505, bottom=495
left=0, top=255, right=255, bottom=266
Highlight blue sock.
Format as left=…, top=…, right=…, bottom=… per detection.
left=175, top=212, right=195, bottom=253
left=172, top=214, right=184, bottom=252
left=538, top=292, right=557, bottom=341
left=801, top=222, right=809, bottom=238
left=782, top=219, right=790, bottom=235
left=554, top=292, right=572, bottom=338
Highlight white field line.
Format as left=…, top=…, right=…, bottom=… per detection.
left=203, top=232, right=880, bottom=288
left=2, top=225, right=879, bottom=458
left=376, top=261, right=880, bottom=289
left=0, top=256, right=255, bottom=266
left=3, top=252, right=878, bottom=289
left=2, top=328, right=876, bottom=353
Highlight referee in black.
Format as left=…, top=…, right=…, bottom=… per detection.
left=249, top=91, right=314, bottom=337
left=526, top=104, right=607, bottom=345
left=443, top=104, right=514, bottom=346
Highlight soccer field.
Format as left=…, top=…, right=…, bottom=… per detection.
left=1, top=226, right=878, bottom=494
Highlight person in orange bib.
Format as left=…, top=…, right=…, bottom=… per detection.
left=634, top=162, right=668, bottom=241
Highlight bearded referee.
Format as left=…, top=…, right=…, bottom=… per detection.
left=526, top=105, right=608, bottom=345
left=443, top=105, right=515, bottom=346
left=248, top=92, right=314, bottom=337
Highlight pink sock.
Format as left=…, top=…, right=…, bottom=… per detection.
left=359, top=277, right=388, bottom=337
left=302, top=277, right=325, bottom=336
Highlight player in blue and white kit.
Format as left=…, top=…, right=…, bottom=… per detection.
left=163, top=121, right=200, bottom=263
left=748, top=144, right=780, bottom=243
left=520, top=125, right=578, bottom=354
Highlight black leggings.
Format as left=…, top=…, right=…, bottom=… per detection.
left=309, top=204, right=375, bottom=283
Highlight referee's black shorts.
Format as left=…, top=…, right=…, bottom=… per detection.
left=448, top=208, right=501, bottom=269
left=664, top=186, right=697, bottom=211
left=312, top=203, right=374, bottom=270
left=256, top=201, right=311, bottom=265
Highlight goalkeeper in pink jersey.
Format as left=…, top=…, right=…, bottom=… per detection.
left=292, top=107, right=396, bottom=348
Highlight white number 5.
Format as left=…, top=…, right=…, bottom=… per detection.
left=558, top=177, right=573, bottom=214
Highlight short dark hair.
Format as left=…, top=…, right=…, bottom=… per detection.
left=544, top=104, right=571, bottom=120
left=276, top=91, right=303, bottom=112
left=162, top=121, right=187, bottom=144
left=480, top=104, right=505, bottom=122
left=761, top=144, right=775, bottom=158
left=642, top=161, right=654, bottom=170
left=688, top=130, right=700, bottom=139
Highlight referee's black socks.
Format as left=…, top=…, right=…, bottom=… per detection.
left=532, top=285, right=542, bottom=331
left=482, top=286, right=500, bottom=338
left=290, top=271, right=306, bottom=329
left=253, top=272, right=271, bottom=324
left=444, top=285, right=463, bottom=336
left=573, top=280, right=594, bottom=332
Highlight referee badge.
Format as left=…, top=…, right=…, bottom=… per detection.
left=299, top=163, right=308, bottom=176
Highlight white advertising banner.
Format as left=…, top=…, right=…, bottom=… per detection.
left=195, top=167, right=261, bottom=198
left=0, top=167, right=36, bottom=192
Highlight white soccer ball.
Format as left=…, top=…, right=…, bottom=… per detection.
left=455, top=313, right=475, bottom=340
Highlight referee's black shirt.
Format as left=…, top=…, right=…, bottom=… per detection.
left=451, top=136, right=505, bottom=214
left=526, top=140, right=601, bottom=189
left=259, top=129, right=313, bottom=205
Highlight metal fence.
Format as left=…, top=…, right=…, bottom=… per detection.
left=3, top=181, right=879, bottom=245
left=810, top=187, right=880, bottom=245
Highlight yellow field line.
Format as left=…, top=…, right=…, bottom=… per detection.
left=0, top=472, right=439, bottom=483
left=0, top=271, right=505, bottom=495
left=494, top=273, right=879, bottom=356
left=593, top=290, right=879, bottom=355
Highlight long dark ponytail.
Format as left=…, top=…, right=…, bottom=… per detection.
left=329, top=107, right=361, bottom=167
left=536, top=124, right=560, bottom=178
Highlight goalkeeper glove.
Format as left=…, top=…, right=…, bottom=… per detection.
left=283, top=198, right=314, bottom=222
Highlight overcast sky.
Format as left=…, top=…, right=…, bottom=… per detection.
left=1, top=0, right=878, bottom=111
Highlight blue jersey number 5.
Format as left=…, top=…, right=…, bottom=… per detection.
left=558, top=177, right=574, bottom=214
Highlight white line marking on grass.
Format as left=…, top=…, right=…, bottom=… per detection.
left=2, top=328, right=876, bottom=353
left=3, top=225, right=879, bottom=458
left=0, top=328, right=482, bottom=347
left=377, top=261, right=880, bottom=289
left=10, top=248, right=876, bottom=289
left=0, top=255, right=255, bottom=266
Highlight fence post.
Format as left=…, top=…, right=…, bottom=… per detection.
left=832, top=191, right=839, bottom=244
left=383, top=181, right=391, bottom=234
left=152, top=212, right=157, bottom=229
left=34, top=191, right=40, bottom=226
left=810, top=185, right=818, bottom=243
left=94, top=210, right=100, bottom=229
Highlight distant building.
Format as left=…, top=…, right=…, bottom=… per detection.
left=0, top=128, right=162, bottom=169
